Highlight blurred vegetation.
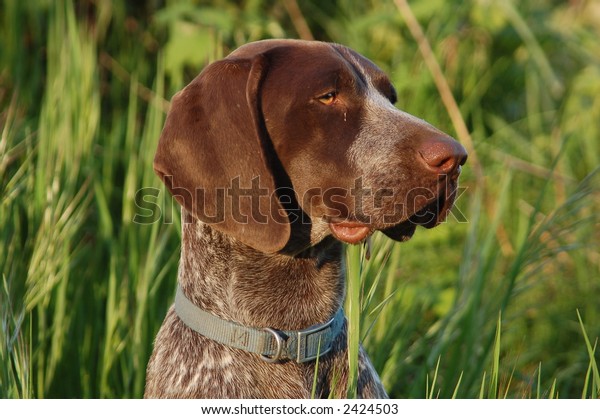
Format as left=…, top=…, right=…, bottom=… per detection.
left=1, top=0, right=599, bottom=398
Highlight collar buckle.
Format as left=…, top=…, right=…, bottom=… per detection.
left=295, top=314, right=338, bottom=362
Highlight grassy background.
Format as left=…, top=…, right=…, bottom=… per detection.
left=1, top=0, right=599, bottom=398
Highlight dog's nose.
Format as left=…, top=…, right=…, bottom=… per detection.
left=419, top=135, right=468, bottom=175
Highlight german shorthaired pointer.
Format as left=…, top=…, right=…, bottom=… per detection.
left=145, top=39, right=467, bottom=398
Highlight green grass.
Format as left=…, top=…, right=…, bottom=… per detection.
left=1, top=0, right=599, bottom=398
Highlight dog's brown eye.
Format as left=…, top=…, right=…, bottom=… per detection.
left=318, top=92, right=337, bottom=105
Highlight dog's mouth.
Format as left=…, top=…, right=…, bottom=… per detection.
left=328, top=182, right=459, bottom=244
left=328, top=222, right=372, bottom=244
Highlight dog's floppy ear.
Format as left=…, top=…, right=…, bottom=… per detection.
left=154, top=55, right=290, bottom=253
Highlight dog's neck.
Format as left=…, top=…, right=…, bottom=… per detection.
left=178, top=213, right=345, bottom=330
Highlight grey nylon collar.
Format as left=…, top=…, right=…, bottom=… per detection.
left=174, top=285, right=345, bottom=363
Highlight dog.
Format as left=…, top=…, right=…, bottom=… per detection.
left=144, top=39, right=467, bottom=398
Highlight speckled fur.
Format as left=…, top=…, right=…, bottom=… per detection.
left=144, top=215, right=387, bottom=398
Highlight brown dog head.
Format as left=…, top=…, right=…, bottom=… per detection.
left=154, top=40, right=467, bottom=253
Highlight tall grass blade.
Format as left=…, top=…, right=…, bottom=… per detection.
left=427, top=356, right=441, bottom=399
left=451, top=372, right=463, bottom=399
left=345, top=244, right=364, bottom=398
left=479, top=371, right=486, bottom=399
left=537, top=363, right=542, bottom=399
left=549, top=378, right=557, bottom=399
left=577, top=310, right=600, bottom=398
left=311, top=337, right=322, bottom=399
left=488, top=312, right=502, bottom=399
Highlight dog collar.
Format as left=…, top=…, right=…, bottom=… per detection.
left=174, top=285, right=345, bottom=363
